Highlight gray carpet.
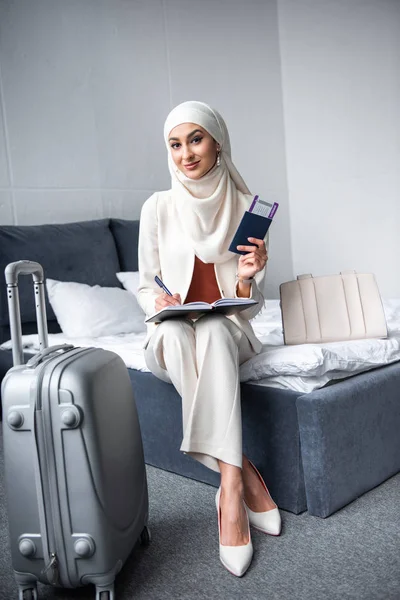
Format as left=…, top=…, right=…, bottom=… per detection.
left=0, top=433, right=399, bottom=600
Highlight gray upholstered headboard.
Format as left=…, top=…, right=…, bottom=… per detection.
left=0, top=218, right=140, bottom=344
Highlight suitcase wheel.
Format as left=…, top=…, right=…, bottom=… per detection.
left=19, top=589, right=37, bottom=600
left=140, top=525, right=151, bottom=546
left=95, top=584, right=115, bottom=600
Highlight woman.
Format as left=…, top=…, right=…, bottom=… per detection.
left=137, top=101, right=281, bottom=577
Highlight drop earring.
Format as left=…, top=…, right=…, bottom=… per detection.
left=217, top=150, right=221, bottom=167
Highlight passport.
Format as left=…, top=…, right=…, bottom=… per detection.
left=229, top=211, right=273, bottom=255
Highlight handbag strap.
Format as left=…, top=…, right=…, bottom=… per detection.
left=297, top=271, right=357, bottom=280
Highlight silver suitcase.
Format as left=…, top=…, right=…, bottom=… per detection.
left=2, top=261, right=150, bottom=600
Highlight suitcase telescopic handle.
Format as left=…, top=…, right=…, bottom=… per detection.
left=5, top=260, right=45, bottom=285
left=5, top=260, right=49, bottom=367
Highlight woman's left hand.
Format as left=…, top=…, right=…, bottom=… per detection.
left=236, top=237, right=268, bottom=280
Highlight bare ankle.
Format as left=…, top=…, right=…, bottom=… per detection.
left=221, top=482, right=244, bottom=500
left=218, top=461, right=244, bottom=497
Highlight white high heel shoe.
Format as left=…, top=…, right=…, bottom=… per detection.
left=244, top=460, right=282, bottom=536
left=215, top=487, right=253, bottom=577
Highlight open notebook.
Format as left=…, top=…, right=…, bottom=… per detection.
left=145, top=298, right=258, bottom=323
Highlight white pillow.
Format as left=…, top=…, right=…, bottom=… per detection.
left=46, top=278, right=146, bottom=338
left=116, top=271, right=140, bottom=297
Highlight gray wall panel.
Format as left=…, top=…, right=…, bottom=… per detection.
left=0, top=0, right=100, bottom=188
left=278, top=0, right=400, bottom=297
left=102, top=189, right=156, bottom=220
left=0, top=97, right=9, bottom=188
left=13, top=189, right=103, bottom=225
left=83, top=0, right=171, bottom=191
left=0, top=191, right=13, bottom=224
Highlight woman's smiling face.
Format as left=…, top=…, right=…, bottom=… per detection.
left=168, top=122, right=220, bottom=179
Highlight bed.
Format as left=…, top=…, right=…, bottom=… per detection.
left=1, top=218, right=400, bottom=517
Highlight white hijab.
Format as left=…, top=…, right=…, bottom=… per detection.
left=163, top=101, right=251, bottom=264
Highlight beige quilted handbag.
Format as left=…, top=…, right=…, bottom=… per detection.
left=279, top=271, right=388, bottom=345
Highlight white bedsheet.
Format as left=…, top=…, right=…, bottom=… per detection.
left=2, top=299, right=400, bottom=394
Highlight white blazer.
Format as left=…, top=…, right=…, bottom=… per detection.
left=137, top=191, right=267, bottom=352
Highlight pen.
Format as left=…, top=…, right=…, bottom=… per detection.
left=154, top=275, right=173, bottom=296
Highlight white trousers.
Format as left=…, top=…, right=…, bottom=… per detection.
left=144, top=314, right=256, bottom=473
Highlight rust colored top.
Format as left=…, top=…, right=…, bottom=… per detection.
left=184, top=256, right=222, bottom=304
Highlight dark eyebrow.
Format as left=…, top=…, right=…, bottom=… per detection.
left=168, top=128, right=203, bottom=142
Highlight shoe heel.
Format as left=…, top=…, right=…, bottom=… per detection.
left=244, top=461, right=282, bottom=536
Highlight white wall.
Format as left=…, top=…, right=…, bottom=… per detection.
left=0, top=0, right=172, bottom=222
left=0, top=0, right=291, bottom=298
left=0, top=0, right=399, bottom=297
left=278, top=0, right=400, bottom=297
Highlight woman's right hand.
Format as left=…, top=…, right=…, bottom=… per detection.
left=155, top=292, right=181, bottom=312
